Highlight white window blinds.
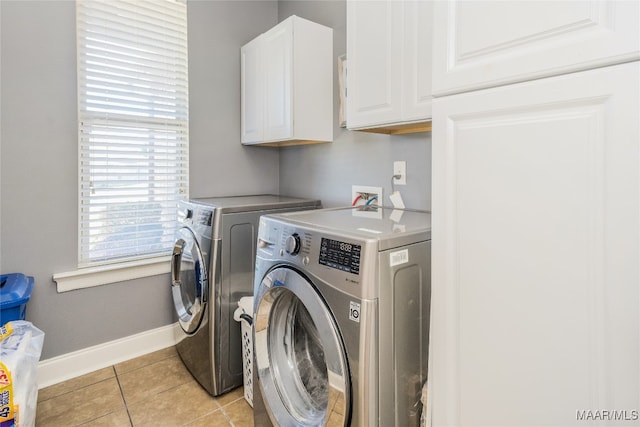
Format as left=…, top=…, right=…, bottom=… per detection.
left=77, top=0, right=189, bottom=266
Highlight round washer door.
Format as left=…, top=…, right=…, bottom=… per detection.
left=171, top=227, right=207, bottom=334
left=255, top=267, right=350, bottom=427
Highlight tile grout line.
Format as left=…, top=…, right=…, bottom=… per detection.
left=178, top=396, right=232, bottom=427
left=114, top=351, right=178, bottom=377
left=219, top=404, right=236, bottom=427
left=218, top=395, right=248, bottom=427
left=114, top=365, right=135, bottom=427
left=37, top=369, right=117, bottom=404
left=41, top=368, right=124, bottom=427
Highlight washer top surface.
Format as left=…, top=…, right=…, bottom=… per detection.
left=265, top=206, right=431, bottom=249
left=189, top=194, right=320, bottom=213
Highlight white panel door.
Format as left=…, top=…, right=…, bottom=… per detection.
left=262, top=19, right=293, bottom=142
left=402, top=0, right=432, bottom=122
left=429, top=62, right=640, bottom=426
left=240, top=36, right=263, bottom=144
left=346, top=0, right=403, bottom=129
left=432, top=0, right=640, bottom=96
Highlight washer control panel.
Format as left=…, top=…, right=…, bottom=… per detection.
left=195, top=209, right=213, bottom=226
left=319, top=238, right=361, bottom=275
left=256, top=215, right=375, bottom=298
left=177, top=201, right=215, bottom=239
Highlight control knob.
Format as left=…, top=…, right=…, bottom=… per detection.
left=285, top=233, right=301, bottom=256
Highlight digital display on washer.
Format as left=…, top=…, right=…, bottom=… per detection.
left=319, top=238, right=361, bottom=274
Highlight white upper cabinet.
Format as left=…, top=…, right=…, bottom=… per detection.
left=240, top=36, right=263, bottom=143
left=432, top=0, right=640, bottom=96
left=429, top=61, right=640, bottom=427
left=346, top=0, right=432, bottom=134
left=241, top=16, right=333, bottom=146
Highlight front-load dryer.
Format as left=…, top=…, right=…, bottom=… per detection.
left=171, top=195, right=320, bottom=396
left=253, top=206, right=431, bottom=426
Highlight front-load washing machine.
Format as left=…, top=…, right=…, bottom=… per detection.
left=171, top=195, right=320, bottom=396
left=253, top=206, right=431, bottom=426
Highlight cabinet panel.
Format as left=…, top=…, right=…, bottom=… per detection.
left=346, top=0, right=403, bottom=128
left=262, top=20, right=293, bottom=142
left=433, top=0, right=640, bottom=96
left=429, top=62, right=639, bottom=426
left=240, top=37, right=263, bottom=144
left=403, top=0, right=432, bottom=122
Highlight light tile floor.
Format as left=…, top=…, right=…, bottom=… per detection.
left=35, top=346, right=254, bottom=427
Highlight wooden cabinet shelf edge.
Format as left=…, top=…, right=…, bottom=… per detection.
left=350, top=120, right=432, bottom=135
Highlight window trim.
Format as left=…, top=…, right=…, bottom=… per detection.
left=53, top=255, right=170, bottom=292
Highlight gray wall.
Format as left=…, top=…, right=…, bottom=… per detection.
left=0, top=1, right=278, bottom=359
left=189, top=1, right=279, bottom=198
left=0, top=0, right=430, bottom=361
left=277, top=1, right=432, bottom=210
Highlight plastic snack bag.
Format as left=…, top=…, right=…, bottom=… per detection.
left=0, top=321, right=45, bottom=427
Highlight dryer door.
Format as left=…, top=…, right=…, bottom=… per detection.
left=255, top=267, right=350, bottom=427
left=171, top=227, right=207, bottom=334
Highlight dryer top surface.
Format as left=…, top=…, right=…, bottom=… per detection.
left=189, top=194, right=321, bottom=213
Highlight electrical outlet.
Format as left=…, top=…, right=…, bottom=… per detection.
left=351, top=185, right=383, bottom=206
left=393, top=161, right=406, bottom=185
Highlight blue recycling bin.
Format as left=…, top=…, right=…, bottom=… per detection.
left=0, top=273, right=34, bottom=326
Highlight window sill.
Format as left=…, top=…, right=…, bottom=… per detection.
left=53, top=256, right=171, bottom=292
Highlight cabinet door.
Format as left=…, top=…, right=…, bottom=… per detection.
left=402, top=0, right=432, bottom=122
left=262, top=19, right=293, bottom=142
left=429, top=62, right=639, bottom=426
left=346, top=0, right=403, bottom=129
left=240, top=36, right=263, bottom=144
left=432, top=0, right=640, bottom=96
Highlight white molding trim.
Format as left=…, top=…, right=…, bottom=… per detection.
left=37, top=323, right=180, bottom=389
left=53, top=255, right=171, bottom=292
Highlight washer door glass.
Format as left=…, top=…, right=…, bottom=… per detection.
left=171, top=227, right=207, bottom=334
left=255, top=267, right=349, bottom=427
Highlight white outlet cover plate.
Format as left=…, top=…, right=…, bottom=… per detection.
left=393, top=161, right=406, bottom=185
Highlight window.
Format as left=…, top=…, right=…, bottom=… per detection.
left=76, top=0, right=188, bottom=266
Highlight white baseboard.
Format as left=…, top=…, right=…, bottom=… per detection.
left=38, top=323, right=180, bottom=389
